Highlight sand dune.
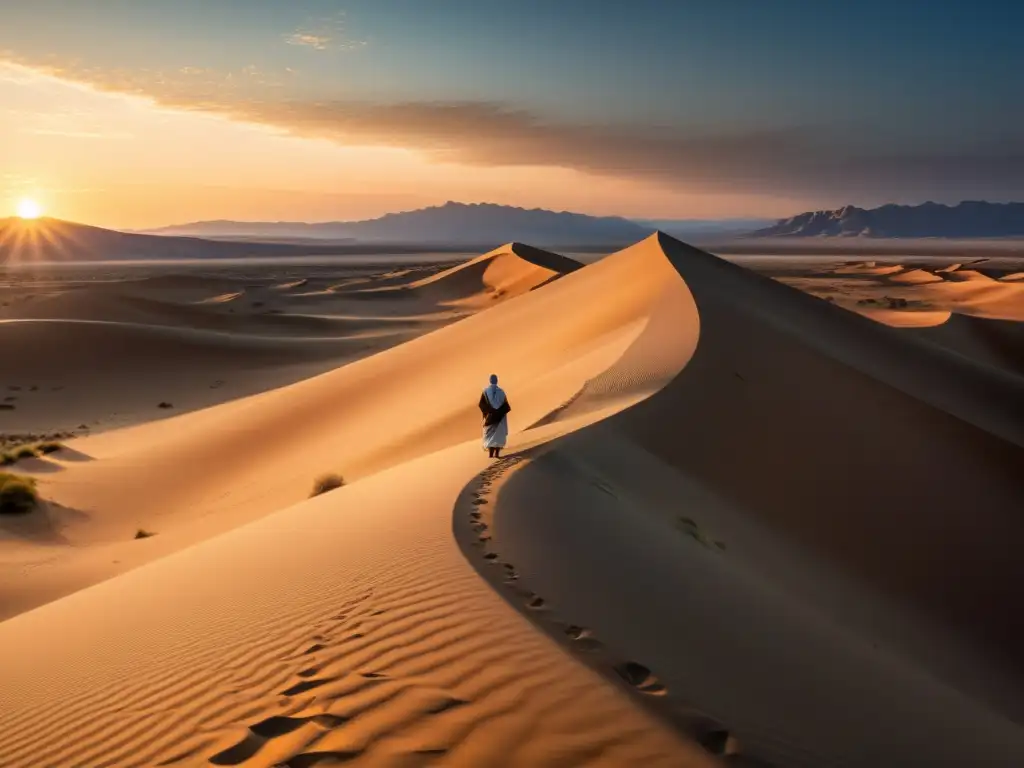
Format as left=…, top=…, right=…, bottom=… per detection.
left=0, top=235, right=713, bottom=766
left=470, top=236, right=1024, bottom=764
left=831, top=262, right=905, bottom=275
left=0, top=236, right=678, bottom=620
left=885, top=267, right=944, bottom=284
left=0, top=261, right=476, bottom=435
left=902, top=275, right=1024, bottom=320
left=348, top=242, right=581, bottom=309
left=1, top=234, right=1022, bottom=766
left=0, top=319, right=383, bottom=435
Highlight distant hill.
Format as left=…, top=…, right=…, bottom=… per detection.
left=145, top=201, right=650, bottom=246
left=754, top=201, right=1024, bottom=238
left=0, top=218, right=385, bottom=262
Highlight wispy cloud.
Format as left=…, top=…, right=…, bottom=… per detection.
left=284, top=13, right=367, bottom=52
left=285, top=32, right=331, bottom=51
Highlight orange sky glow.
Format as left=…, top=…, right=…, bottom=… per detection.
left=0, top=62, right=810, bottom=229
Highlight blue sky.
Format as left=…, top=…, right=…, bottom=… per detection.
left=1, top=1, right=1022, bottom=224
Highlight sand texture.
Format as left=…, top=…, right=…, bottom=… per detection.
left=1, top=234, right=1022, bottom=767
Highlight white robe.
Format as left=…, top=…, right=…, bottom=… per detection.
left=482, top=385, right=508, bottom=448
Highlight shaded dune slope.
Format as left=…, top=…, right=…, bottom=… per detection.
left=597, top=235, right=1024, bottom=667
left=907, top=313, right=1024, bottom=377
left=475, top=235, right=1024, bottom=765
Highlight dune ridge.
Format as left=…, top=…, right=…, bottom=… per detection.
left=348, top=242, right=581, bottom=309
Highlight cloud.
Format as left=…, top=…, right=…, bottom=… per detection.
left=3, top=55, right=1022, bottom=203
left=217, top=99, right=1024, bottom=203
left=284, top=13, right=367, bottom=52
left=285, top=32, right=331, bottom=51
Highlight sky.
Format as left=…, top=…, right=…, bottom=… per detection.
left=1, top=0, right=1021, bottom=229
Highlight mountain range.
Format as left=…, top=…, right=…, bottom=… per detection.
left=754, top=201, right=1024, bottom=238
left=144, top=201, right=651, bottom=246
left=6, top=200, right=1023, bottom=263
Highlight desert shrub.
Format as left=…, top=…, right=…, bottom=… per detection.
left=0, top=472, right=38, bottom=515
left=0, top=441, right=63, bottom=464
left=311, top=473, right=345, bottom=497
left=13, top=445, right=38, bottom=460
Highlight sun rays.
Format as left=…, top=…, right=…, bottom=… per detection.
left=0, top=216, right=84, bottom=265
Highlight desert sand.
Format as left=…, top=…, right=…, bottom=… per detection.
left=772, top=258, right=1024, bottom=383
left=1, top=234, right=1023, bottom=766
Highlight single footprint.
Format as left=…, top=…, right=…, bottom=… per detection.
left=614, top=661, right=666, bottom=695
left=562, top=624, right=604, bottom=651
left=671, top=712, right=739, bottom=756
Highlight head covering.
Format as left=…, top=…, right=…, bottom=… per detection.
left=484, top=374, right=505, bottom=409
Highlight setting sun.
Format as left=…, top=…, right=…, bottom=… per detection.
left=16, top=198, right=43, bottom=219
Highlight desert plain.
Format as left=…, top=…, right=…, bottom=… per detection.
left=1, top=235, right=1024, bottom=767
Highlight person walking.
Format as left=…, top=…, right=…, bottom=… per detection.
left=479, top=374, right=511, bottom=458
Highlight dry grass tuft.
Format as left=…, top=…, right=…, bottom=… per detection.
left=311, top=473, right=345, bottom=498
left=0, top=472, right=38, bottom=515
